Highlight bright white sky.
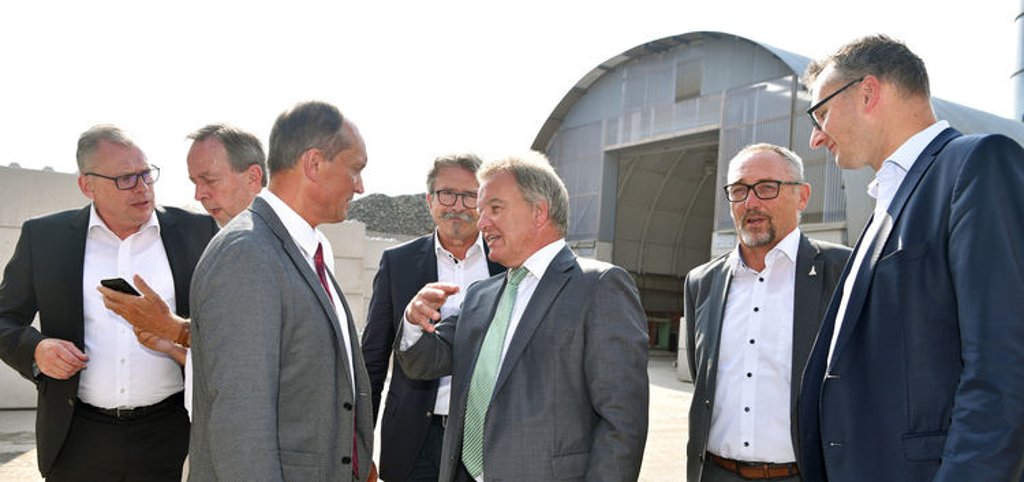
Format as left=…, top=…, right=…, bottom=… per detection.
left=1, top=1, right=1017, bottom=208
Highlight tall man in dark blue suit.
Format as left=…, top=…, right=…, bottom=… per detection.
left=362, top=154, right=504, bottom=481
left=798, top=35, right=1024, bottom=482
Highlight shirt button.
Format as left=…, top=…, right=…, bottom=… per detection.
left=746, top=372, right=752, bottom=378
left=744, top=407, right=751, bottom=412
left=342, top=457, right=352, bottom=465
left=744, top=441, right=750, bottom=447
left=753, top=307, right=759, bottom=312
left=749, top=339, right=755, bottom=345
left=120, top=388, right=125, bottom=393
left=759, top=277, right=764, bottom=282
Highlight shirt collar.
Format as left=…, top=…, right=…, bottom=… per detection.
left=868, top=120, right=950, bottom=200
left=88, top=203, right=160, bottom=237
left=519, top=238, right=567, bottom=281
left=259, top=191, right=322, bottom=260
left=728, top=228, right=801, bottom=273
left=433, top=230, right=486, bottom=261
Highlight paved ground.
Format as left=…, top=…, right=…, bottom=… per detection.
left=0, top=351, right=691, bottom=481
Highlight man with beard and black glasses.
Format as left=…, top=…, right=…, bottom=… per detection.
left=684, top=144, right=850, bottom=482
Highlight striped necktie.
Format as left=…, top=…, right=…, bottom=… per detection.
left=461, top=266, right=529, bottom=478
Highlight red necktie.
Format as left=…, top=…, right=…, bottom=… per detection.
left=314, top=243, right=359, bottom=478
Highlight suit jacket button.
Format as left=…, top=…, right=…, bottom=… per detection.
left=67, top=398, right=74, bottom=407
left=343, top=402, right=353, bottom=411
left=342, top=456, right=352, bottom=464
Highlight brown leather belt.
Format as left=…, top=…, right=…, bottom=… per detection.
left=708, top=453, right=798, bottom=480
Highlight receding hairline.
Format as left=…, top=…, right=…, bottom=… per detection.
left=728, top=144, right=804, bottom=182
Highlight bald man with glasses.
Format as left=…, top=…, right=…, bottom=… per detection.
left=685, top=144, right=849, bottom=482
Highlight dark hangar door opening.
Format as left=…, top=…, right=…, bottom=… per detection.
left=611, top=130, right=719, bottom=351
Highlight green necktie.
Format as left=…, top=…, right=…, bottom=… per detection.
left=462, top=266, right=529, bottom=478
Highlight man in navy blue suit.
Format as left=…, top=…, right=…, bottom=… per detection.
left=798, top=35, right=1024, bottom=482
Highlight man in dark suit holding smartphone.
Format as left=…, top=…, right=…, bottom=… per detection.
left=0, top=125, right=217, bottom=481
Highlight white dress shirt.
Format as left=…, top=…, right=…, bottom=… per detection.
left=828, top=120, right=951, bottom=363
left=79, top=205, right=183, bottom=409
left=261, top=191, right=355, bottom=396
left=432, top=231, right=492, bottom=416
left=708, top=228, right=800, bottom=463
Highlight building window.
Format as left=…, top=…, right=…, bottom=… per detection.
left=675, top=58, right=702, bottom=102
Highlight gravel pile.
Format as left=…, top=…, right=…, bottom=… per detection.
left=347, top=193, right=433, bottom=237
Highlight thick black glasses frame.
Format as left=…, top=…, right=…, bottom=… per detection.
left=806, top=77, right=864, bottom=131
left=84, top=166, right=161, bottom=190
left=723, top=180, right=804, bottom=202
left=433, top=189, right=477, bottom=208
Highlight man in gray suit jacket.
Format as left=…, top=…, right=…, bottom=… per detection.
left=188, top=101, right=374, bottom=482
left=400, top=152, right=649, bottom=482
left=684, top=144, right=850, bottom=482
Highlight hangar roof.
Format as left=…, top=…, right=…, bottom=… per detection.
left=532, top=31, right=1024, bottom=151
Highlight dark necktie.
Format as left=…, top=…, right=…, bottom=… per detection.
left=314, top=242, right=359, bottom=478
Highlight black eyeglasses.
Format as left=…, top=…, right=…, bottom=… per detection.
left=724, top=180, right=804, bottom=202
left=806, top=77, right=864, bottom=132
left=85, top=166, right=161, bottom=190
left=433, top=189, right=477, bottom=209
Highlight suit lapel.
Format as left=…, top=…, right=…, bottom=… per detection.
left=491, top=246, right=574, bottom=398
left=68, top=206, right=90, bottom=345
left=250, top=198, right=346, bottom=350
left=419, top=234, right=439, bottom=284
left=703, top=259, right=733, bottom=395
left=155, top=208, right=190, bottom=316
left=791, top=235, right=822, bottom=405
left=454, top=277, right=504, bottom=414
left=830, top=128, right=960, bottom=364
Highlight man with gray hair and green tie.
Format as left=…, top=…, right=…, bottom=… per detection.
left=399, top=151, right=650, bottom=482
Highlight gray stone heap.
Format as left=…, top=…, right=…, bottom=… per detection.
left=347, top=193, right=434, bottom=237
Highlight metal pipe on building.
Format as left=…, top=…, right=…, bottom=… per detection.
left=1014, top=0, right=1024, bottom=121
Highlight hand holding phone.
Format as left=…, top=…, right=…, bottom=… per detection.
left=100, top=278, right=141, bottom=296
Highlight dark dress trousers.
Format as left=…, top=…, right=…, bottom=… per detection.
left=799, top=129, right=1024, bottom=482
left=684, top=234, right=850, bottom=482
left=0, top=205, right=216, bottom=477
left=361, top=234, right=503, bottom=482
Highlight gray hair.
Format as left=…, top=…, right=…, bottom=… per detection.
left=804, top=34, right=930, bottom=98
left=728, top=143, right=805, bottom=182
left=188, top=124, right=268, bottom=187
left=478, top=151, right=569, bottom=236
left=76, top=125, right=139, bottom=173
left=267, top=101, right=351, bottom=175
left=426, top=153, right=483, bottom=192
